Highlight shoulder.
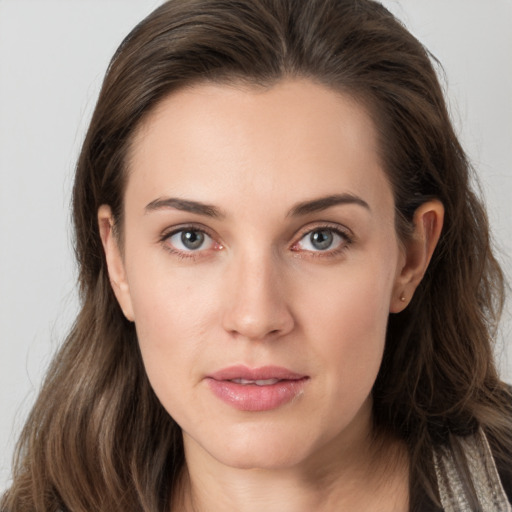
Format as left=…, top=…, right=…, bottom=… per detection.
left=499, top=463, right=512, bottom=504
left=496, top=383, right=512, bottom=502
left=431, top=414, right=512, bottom=510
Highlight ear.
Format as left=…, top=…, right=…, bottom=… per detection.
left=390, top=200, right=444, bottom=313
left=98, top=205, right=135, bottom=321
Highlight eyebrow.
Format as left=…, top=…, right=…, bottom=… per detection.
left=144, top=193, right=369, bottom=219
left=145, top=197, right=224, bottom=218
left=288, top=194, right=370, bottom=217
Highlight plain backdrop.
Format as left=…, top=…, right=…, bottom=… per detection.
left=1, top=0, right=511, bottom=493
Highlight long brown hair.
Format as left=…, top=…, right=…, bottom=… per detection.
left=3, top=0, right=511, bottom=510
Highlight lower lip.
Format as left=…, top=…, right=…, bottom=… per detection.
left=206, top=378, right=308, bottom=412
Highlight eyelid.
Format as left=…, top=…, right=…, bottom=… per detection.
left=160, top=222, right=209, bottom=238
left=293, top=222, right=354, bottom=241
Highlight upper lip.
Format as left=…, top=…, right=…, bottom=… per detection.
left=207, top=365, right=307, bottom=381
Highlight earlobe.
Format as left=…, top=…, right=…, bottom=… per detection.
left=97, top=205, right=135, bottom=322
left=390, top=200, right=444, bottom=313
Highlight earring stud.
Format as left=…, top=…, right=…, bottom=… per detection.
left=400, top=294, right=407, bottom=302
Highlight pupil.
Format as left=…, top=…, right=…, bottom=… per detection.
left=181, top=230, right=204, bottom=250
left=311, top=230, right=333, bottom=250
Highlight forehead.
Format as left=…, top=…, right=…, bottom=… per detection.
left=125, top=79, right=393, bottom=217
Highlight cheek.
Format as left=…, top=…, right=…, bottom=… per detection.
left=302, top=253, right=394, bottom=333
left=298, top=254, right=396, bottom=393
left=126, top=262, right=220, bottom=389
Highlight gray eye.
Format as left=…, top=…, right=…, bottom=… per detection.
left=167, top=229, right=213, bottom=252
left=309, top=230, right=334, bottom=250
left=295, top=228, right=346, bottom=252
left=181, top=230, right=205, bottom=250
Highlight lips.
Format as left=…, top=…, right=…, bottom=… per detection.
left=206, top=365, right=309, bottom=412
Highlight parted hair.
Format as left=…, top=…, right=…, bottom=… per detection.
left=3, top=0, right=511, bottom=510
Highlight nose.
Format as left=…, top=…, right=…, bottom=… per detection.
left=221, top=251, right=295, bottom=341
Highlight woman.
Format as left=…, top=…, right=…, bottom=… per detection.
left=2, top=0, right=511, bottom=510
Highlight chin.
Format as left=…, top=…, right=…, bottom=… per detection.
left=197, top=422, right=321, bottom=470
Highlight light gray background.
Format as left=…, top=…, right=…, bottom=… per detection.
left=1, top=0, right=511, bottom=493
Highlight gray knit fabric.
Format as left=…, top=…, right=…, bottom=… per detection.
left=433, top=429, right=512, bottom=512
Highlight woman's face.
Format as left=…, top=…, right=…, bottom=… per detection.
left=103, top=79, right=410, bottom=470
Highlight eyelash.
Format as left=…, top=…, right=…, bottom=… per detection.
left=291, top=224, right=353, bottom=258
left=159, top=223, right=353, bottom=260
left=159, top=224, right=220, bottom=260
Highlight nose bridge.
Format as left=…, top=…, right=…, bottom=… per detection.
left=221, top=246, right=294, bottom=340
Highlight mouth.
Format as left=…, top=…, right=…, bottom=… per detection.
left=206, top=365, right=309, bottom=412
left=229, top=378, right=281, bottom=386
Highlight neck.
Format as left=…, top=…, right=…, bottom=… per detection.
left=172, top=417, right=409, bottom=512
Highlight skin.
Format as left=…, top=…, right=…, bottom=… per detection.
left=99, top=79, right=443, bottom=511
